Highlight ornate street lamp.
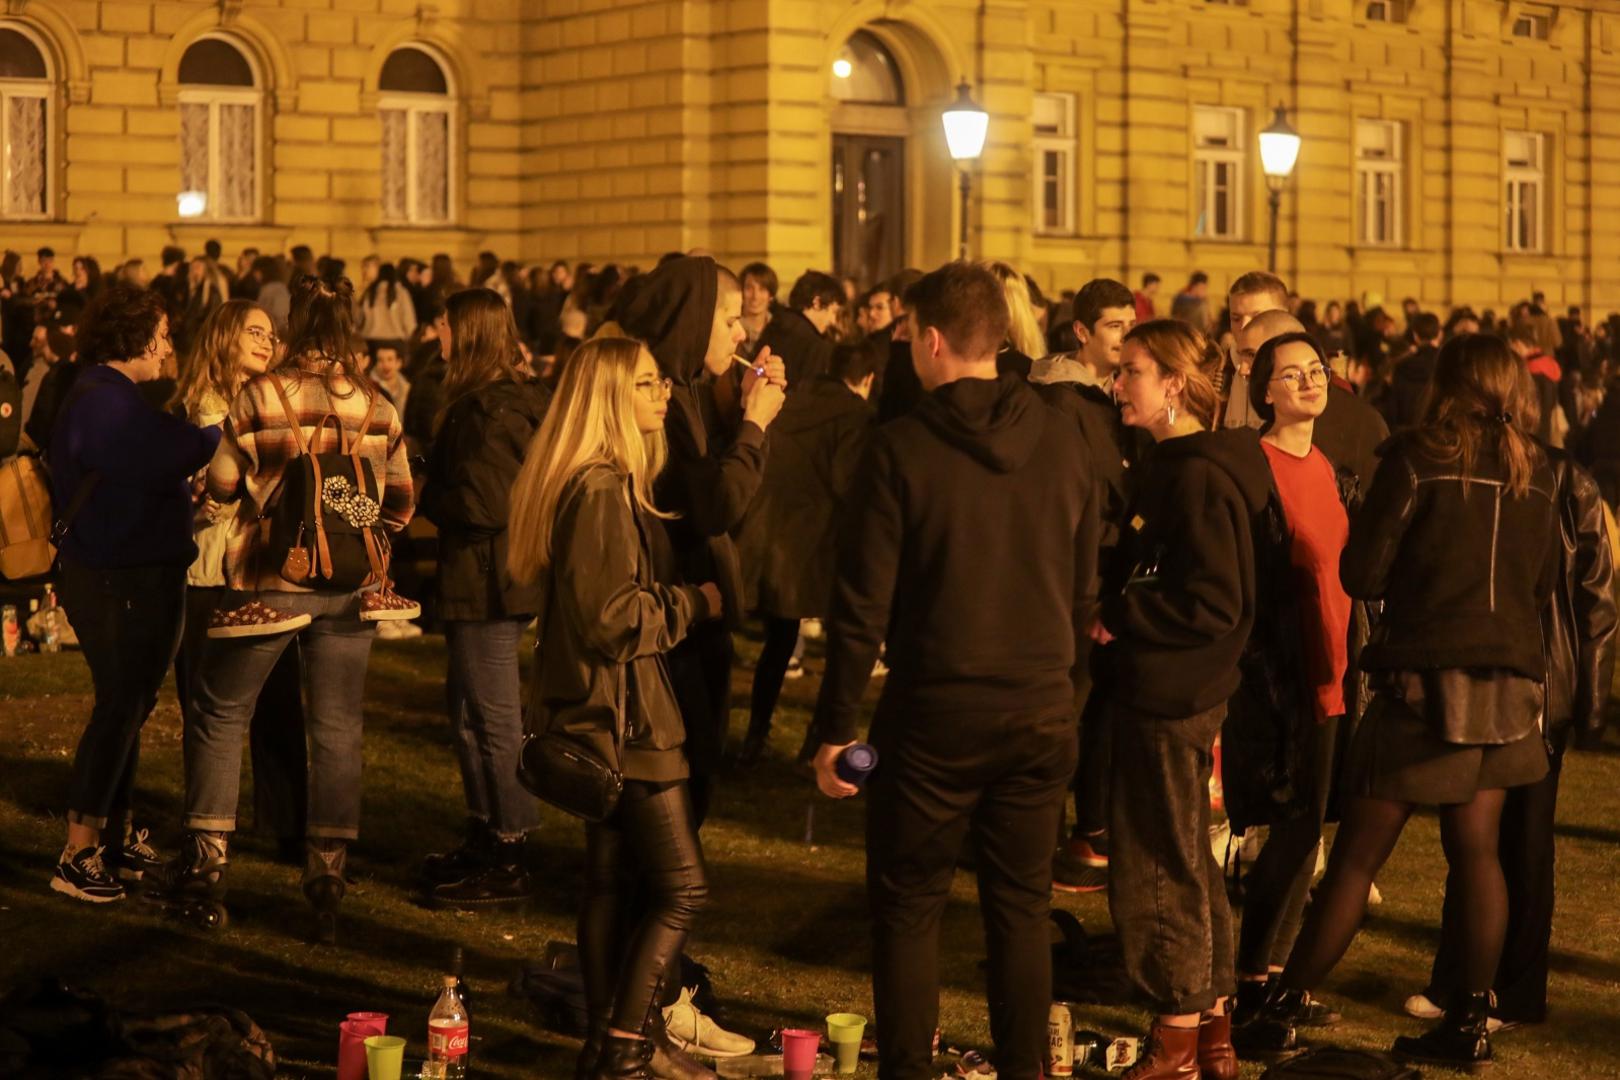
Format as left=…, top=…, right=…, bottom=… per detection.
left=942, top=80, right=989, bottom=260
left=1259, top=103, right=1302, bottom=273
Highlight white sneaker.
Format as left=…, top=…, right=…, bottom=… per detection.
left=801, top=618, right=824, bottom=641
left=375, top=619, right=424, bottom=640
left=1404, top=993, right=1443, bottom=1020
left=784, top=656, right=805, bottom=680
left=662, top=987, right=755, bottom=1058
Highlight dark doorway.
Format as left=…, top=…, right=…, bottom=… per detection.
left=832, top=134, right=905, bottom=289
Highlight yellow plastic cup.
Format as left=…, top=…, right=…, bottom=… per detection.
left=363, top=1035, right=406, bottom=1080
left=825, top=1013, right=866, bottom=1074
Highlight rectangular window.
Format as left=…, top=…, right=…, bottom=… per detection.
left=1365, top=0, right=1410, bottom=22
left=381, top=99, right=454, bottom=225
left=1032, top=92, right=1076, bottom=235
left=1193, top=106, right=1245, bottom=240
left=1, top=88, right=48, bottom=218
left=1512, top=13, right=1549, bottom=38
left=177, top=89, right=259, bottom=221
left=1504, top=131, right=1544, bottom=253
left=1355, top=119, right=1403, bottom=246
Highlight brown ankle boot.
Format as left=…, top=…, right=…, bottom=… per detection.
left=1197, top=1011, right=1238, bottom=1080
left=1123, top=1022, right=1201, bottom=1080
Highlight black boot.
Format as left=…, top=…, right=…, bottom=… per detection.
left=1231, top=986, right=1305, bottom=1061
left=1392, top=991, right=1493, bottom=1073
left=303, top=839, right=347, bottom=946
left=1235, top=974, right=1340, bottom=1028
left=576, top=1010, right=609, bottom=1080
left=429, top=837, right=537, bottom=909
left=421, top=818, right=493, bottom=886
left=734, top=726, right=768, bottom=768
left=593, top=1034, right=655, bottom=1080
left=1231, top=978, right=1271, bottom=1027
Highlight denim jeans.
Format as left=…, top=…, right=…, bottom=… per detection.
left=444, top=618, right=538, bottom=839
left=59, top=558, right=187, bottom=831
left=184, top=590, right=374, bottom=840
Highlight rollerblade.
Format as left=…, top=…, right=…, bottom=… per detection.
left=143, top=831, right=230, bottom=930
left=305, top=838, right=348, bottom=946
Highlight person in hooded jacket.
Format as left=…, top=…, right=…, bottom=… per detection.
left=752, top=270, right=841, bottom=389
left=734, top=339, right=880, bottom=766
left=1378, top=311, right=1441, bottom=431
left=418, top=287, right=552, bottom=909
left=1095, top=319, right=1270, bottom=1080
left=608, top=256, right=786, bottom=822
left=812, top=262, right=1100, bottom=1080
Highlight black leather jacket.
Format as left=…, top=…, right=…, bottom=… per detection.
left=1543, top=447, right=1616, bottom=746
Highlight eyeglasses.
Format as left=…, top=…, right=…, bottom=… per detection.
left=1270, top=365, right=1329, bottom=391
left=636, top=377, right=673, bottom=401
left=244, top=326, right=279, bottom=346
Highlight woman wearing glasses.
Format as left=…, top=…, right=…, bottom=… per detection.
left=508, top=337, right=721, bottom=1080
left=417, top=287, right=552, bottom=908
left=1224, top=332, right=1355, bottom=1041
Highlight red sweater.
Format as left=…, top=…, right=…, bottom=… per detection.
left=1262, top=440, right=1351, bottom=721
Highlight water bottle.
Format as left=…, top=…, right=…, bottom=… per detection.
left=40, top=584, right=60, bottom=654
left=425, top=974, right=469, bottom=1079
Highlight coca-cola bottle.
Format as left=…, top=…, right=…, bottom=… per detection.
left=426, top=974, right=469, bottom=1079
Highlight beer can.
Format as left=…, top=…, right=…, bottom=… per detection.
left=1046, top=1001, right=1077, bottom=1077
left=1, top=605, right=18, bottom=657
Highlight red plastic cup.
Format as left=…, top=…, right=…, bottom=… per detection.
left=781, top=1028, right=821, bottom=1080
left=346, top=1012, right=388, bottom=1035
left=338, top=1020, right=381, bottom=1080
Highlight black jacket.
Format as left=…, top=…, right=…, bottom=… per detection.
left=814, top=374, right=1100, bottom=743
left=1575, top=378, right=1620, bottom=507
left=1378, top=345, right=1437, bottom=432
left=876, top=336, right=922, bottom=423
left=421, top=377, right=551, bottom=621
left=1542, top=447, right=1616, bottom=745
left=755, top=305, right=834, bottom=390
left=735, top=376, right=873, bottom=619
left=1100, top=427, right=1272, bottom=720
left=1313, top=382, right=1388, bottom=493
left=1343, top=432, right=1559, bottom=679
left=1029, top=372, right=1142, bottom=556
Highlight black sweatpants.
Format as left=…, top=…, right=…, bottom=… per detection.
left=1426, top=729, right=1564, bottom=1022
left=746, top=616, right=801, bottom=742
left=666, top=620, right=732, bottom=826
left=866, top=706, right=1077, bottom=1080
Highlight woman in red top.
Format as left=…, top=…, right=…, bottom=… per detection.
left=1230, top=331, right=1354, bottom=1035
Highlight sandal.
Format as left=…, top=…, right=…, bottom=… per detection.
left=207, top=598, right=314, bottom=639
left=360, top=584, right=422, bottom=622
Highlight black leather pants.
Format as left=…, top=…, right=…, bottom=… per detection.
left=579, top=780, right=710, bottom=1033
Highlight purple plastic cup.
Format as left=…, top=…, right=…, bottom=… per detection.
left=835, top=743, right=879, bottom=788
left=781, top=1028, right=821, bottom=1080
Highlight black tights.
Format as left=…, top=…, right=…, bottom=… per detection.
left=579, top=781, right=709, bottom=1033
left=1281, top=790, right=1508, bottom=997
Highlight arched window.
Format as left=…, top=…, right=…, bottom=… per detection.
left=177, top=35, right=260, bottom=221
left=379, top=45, right=453, bottom=225
left=0, top=24, right=52, bottom=219
left=829, top=31, right=905, bottom=105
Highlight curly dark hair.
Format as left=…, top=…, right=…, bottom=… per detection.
left=76, top=284, right=169, bottom=365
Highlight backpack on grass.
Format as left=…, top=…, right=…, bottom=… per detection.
left=1261, top=1048, right=1422, bottom=1080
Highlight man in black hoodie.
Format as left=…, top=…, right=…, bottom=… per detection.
left=1380, top=311, right=1441, bottom=431
left=812, top=262, right=1100, bottom=1080
left=754, top=270, right=842, bottom=389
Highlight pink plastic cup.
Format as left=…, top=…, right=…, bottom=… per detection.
left=338, top=1020, right=381, bottom=1080
left=346, top=1012, right=388, bottom=1035
left=781, top=1028, right=821, bottom=1080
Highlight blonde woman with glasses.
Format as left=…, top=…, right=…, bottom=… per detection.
left=509, top=336, right=722, bottom=1080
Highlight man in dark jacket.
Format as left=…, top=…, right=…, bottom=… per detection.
left=812, top=262, right=1099, bottom=1080
left=754, top=270, right=842, bottom=389
left=1510, top=322, right=1567, bottom=446
left=1379, top=311, right=1441, bottom=431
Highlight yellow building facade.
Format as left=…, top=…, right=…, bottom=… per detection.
left=4, top=0, right=1619, bottom=313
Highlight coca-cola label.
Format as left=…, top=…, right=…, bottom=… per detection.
left=429, top=1019, right=469, bottom=1057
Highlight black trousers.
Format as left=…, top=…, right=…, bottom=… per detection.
left=1236, top=714, right=1340, bottom=974
left=746, top=616, right=801, bottom=741
left=866, top=707, right=1077, bottom=1080
left=175, top=586, right=307, bottom=840
left=59, top=558, right=187, bottom=832
left=1071, top=663, right=1114, bottom=837
left=666, top=621, right=732, bottom=825
left=1109, top=702, right=1236, bottom=1015
left=1426, top=729, right=1565, bottom=1022
left=579, top=780, right=709, bottom=1033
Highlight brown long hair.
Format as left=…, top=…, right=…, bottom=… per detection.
left=1413, top=333, right=1541, bottom=496
left=277, top=274, right=371, bottom=401
left=1121, top=319, right=1222, bottom=430
left=172, top=299, right=269, bottom=416
left=436, top=287, right=524, bottom=433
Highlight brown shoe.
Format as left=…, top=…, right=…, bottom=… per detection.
left=207, top=598, right=313, bottom=639
left=1198, top=1010, right=1239, bottom=1080
left=360, top=585, right=421, bottom=622
left=1123, top=1022, right=1201, bottom=1080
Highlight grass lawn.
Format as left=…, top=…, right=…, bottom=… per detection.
left=2, top=631, right=1619, bottom=1078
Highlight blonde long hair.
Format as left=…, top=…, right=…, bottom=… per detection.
left=507, top=337, right=671, bottom=583
left=171, top=299, right=268, bottom=417
left=985, top=261, right=1046, bottom=359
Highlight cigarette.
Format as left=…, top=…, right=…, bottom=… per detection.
left=732, top=353, right=765, bottom=375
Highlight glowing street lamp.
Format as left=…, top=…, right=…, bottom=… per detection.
left=942, top=80, right=988, bottom=260
left=1259, top=104, right=1301, bottom=273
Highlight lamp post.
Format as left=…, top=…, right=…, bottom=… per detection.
left=942, top=80, right=989, bottom=261
left=1258, top=104, right=1302, bottom=274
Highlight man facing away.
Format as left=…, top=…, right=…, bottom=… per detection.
left=812, top=261, right=1100, bottom=1080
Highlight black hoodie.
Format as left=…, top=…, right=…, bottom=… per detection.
left=814, top=373, right=1100, bottom=743
left=611, top=257, right=767, bottom=627
left=1099, top=426, right=1272, bottom=719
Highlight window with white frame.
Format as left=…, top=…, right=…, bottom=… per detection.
left=1033, top=92, right=1076, bottom=235
left=1193, top=106, right=1245, bottom=240
left=379, top=46, right=454, bottom=225
left=177, top=36, right=261, bottom=222
left=1355, top=119, right=1403, bottom=246
left=1365, top=0, right=1410, bottom=22
left=1504, top=131, right=1544, bottom=252
left=1512, top=12, right=1550, bottom=39
left=0, top=24, right=52, bottom=219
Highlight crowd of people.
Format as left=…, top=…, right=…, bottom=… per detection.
left=3, top=237, right=1617, bottom=1080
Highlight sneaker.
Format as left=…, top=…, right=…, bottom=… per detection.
left=360, top=585, right=422, bottom=622
left=112, top=826, right=163, bottom=881
left=1405, top=993, right=1443, bottom=1020
left=375, top=618, right=424, bottom=639
left=207, top=599, right=313, bottom=639
left=801, top=618, right=824, bottom=641
left=51, top=844, right=126, bottom=903
left=430, top=863, right=537, bottom=910
left=783, top=656, right=805, bottom=680
left=421, top=820, right=494, bottom=886
left=663, top=986, right=756, bottom=1058
left=1053, top=833, right=1109, bottom=893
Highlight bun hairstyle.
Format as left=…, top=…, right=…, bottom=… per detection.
left=279, top=274, right=369, bottom=400
left=1121, top=318, right=1221, bottom=430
